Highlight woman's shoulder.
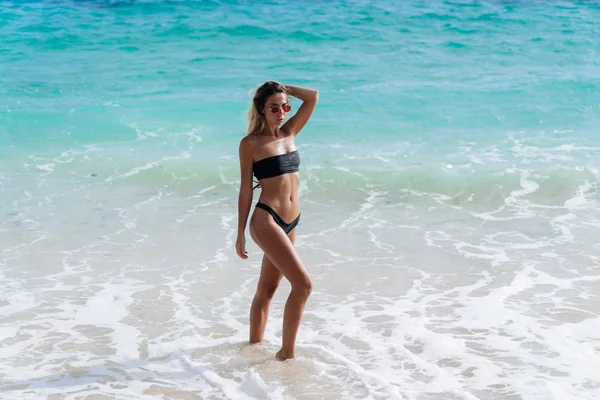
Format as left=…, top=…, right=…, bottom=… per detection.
left=241, top=132, right=259, bottom=146
left=239, top=133, right=260, bottom=157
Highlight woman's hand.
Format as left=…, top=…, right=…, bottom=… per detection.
left=236, top=234, right=248, bottom=259
left=281, top=84, right=319, bottom=136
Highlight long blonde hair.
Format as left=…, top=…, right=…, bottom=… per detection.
left=247, top=81, right=288, bottom=135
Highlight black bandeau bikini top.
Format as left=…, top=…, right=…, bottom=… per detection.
left=253, top=150, right=300, bottom=182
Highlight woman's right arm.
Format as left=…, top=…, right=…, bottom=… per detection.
left=236, top=137, right=253, bottom=259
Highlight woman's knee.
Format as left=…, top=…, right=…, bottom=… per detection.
left=257, top=281, right=279, bottom=299
left=292, top=276, right=312, bottom=298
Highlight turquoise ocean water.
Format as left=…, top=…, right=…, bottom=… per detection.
left=2, top=1, right=600, bottom=399
left=2, top=1, right=600, bottom=187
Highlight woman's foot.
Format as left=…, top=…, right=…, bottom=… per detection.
left=275, top=348, right=294, bottom=361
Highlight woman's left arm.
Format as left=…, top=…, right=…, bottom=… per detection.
left=282, top=84, right=319, bottom=136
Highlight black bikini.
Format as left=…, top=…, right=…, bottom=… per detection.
left=253, top=150, right=301, bottom=234
left=255, top=202, right=300, bottom=234
left=253, top=150, right=300, bottom=181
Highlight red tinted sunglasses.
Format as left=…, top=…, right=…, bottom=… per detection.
left=269, top=104, right=291, bottom=114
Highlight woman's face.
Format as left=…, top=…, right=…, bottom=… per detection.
left=262, top=92, right=291, bottom=126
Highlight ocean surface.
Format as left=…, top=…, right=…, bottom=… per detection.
left=1, top=0, right=600, bottom=399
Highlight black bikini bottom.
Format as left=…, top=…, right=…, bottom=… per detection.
left=255, top=202, right=300, bottom=234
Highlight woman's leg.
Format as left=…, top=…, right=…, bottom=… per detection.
left=249, top=229, right=297, bottom=344
left=250, top=216, right=311, bottom=361
left=249, top=254, right=283, bottom=344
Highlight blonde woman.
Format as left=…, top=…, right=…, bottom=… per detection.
left=236, top=81, right=319, bottom=361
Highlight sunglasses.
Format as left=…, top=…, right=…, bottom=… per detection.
left=268, top=104, right=292, bottom=114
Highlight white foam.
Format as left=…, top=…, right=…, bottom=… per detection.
left=106, top=152, right=191, bottom=182
left=504, top=169, right=539, bottom=206
left=182, top=128, right=203, bottom=143
left=35, top=163, right=55, bottom=173
left=564, top=181, right=593, bottom=210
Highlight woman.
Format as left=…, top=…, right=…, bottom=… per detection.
left=235, top=80, right=319, bottom=361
